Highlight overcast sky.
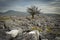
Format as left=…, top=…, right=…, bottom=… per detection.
left=0, top=0, right=60, bottom=14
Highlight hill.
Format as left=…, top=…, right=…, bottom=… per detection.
left=0, top=10, right=29, bottom=16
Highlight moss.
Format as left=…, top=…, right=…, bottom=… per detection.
left=46, top=26, right=60, bottom=35
left=0, top=17, right=10, bottom=21
left=46, top=26, right=52, bottom=33
left=31, top=26, right=43, bottom=32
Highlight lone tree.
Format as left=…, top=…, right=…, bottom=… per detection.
left=27, top=6, right=41, bottom=19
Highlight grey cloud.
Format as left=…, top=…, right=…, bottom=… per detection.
left=0, top=0, right=60, bottom=14
left=50, top=0, right=60, bottom=7
left=55, top=7, right=60, bottom=13
left=49, top=0, right=60, bottom=14
left=51, top=2, right=60, bottom=7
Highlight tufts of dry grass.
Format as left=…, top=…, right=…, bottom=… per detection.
left=31, top=26, right=43, bottom=32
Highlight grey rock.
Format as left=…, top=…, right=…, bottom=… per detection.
left=0, top=21, right=5, bottom=29
left=14, top=30, right=40, bottom=40
left=0, top=29, right=11, bottom=40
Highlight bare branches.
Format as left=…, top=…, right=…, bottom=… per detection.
left=27, top=6, right=41, bottom=19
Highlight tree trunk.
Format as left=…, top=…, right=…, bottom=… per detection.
left=32, top=15, right=34, bottom=19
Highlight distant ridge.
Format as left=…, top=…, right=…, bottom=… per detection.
left=0, top=10, right=60, bottom=16
left=0, top=10, right=29, bottom=16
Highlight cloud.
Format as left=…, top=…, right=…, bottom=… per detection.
left=48, top=0, right=60, bottom=14
left=33, top=4, right=56, bottom=13
left=50, top=0, right=60, bottom=7
left=0, top=0, right=60, bottom=14
left=54, top=7, right=60, bottom=14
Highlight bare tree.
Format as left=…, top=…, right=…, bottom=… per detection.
left=27, top=6, right=41, bottom=19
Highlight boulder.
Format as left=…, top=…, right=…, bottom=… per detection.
left=0, top=29, right=11, bottom=40
left=0, top=21, right=5, bottom=29
left=14, top=30, right=40, bottom=40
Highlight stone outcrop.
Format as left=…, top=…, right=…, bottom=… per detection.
left=0, top=15, right=60, bottom=40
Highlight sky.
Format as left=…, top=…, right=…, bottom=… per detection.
left=0, top=0, right=60, bottom=14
